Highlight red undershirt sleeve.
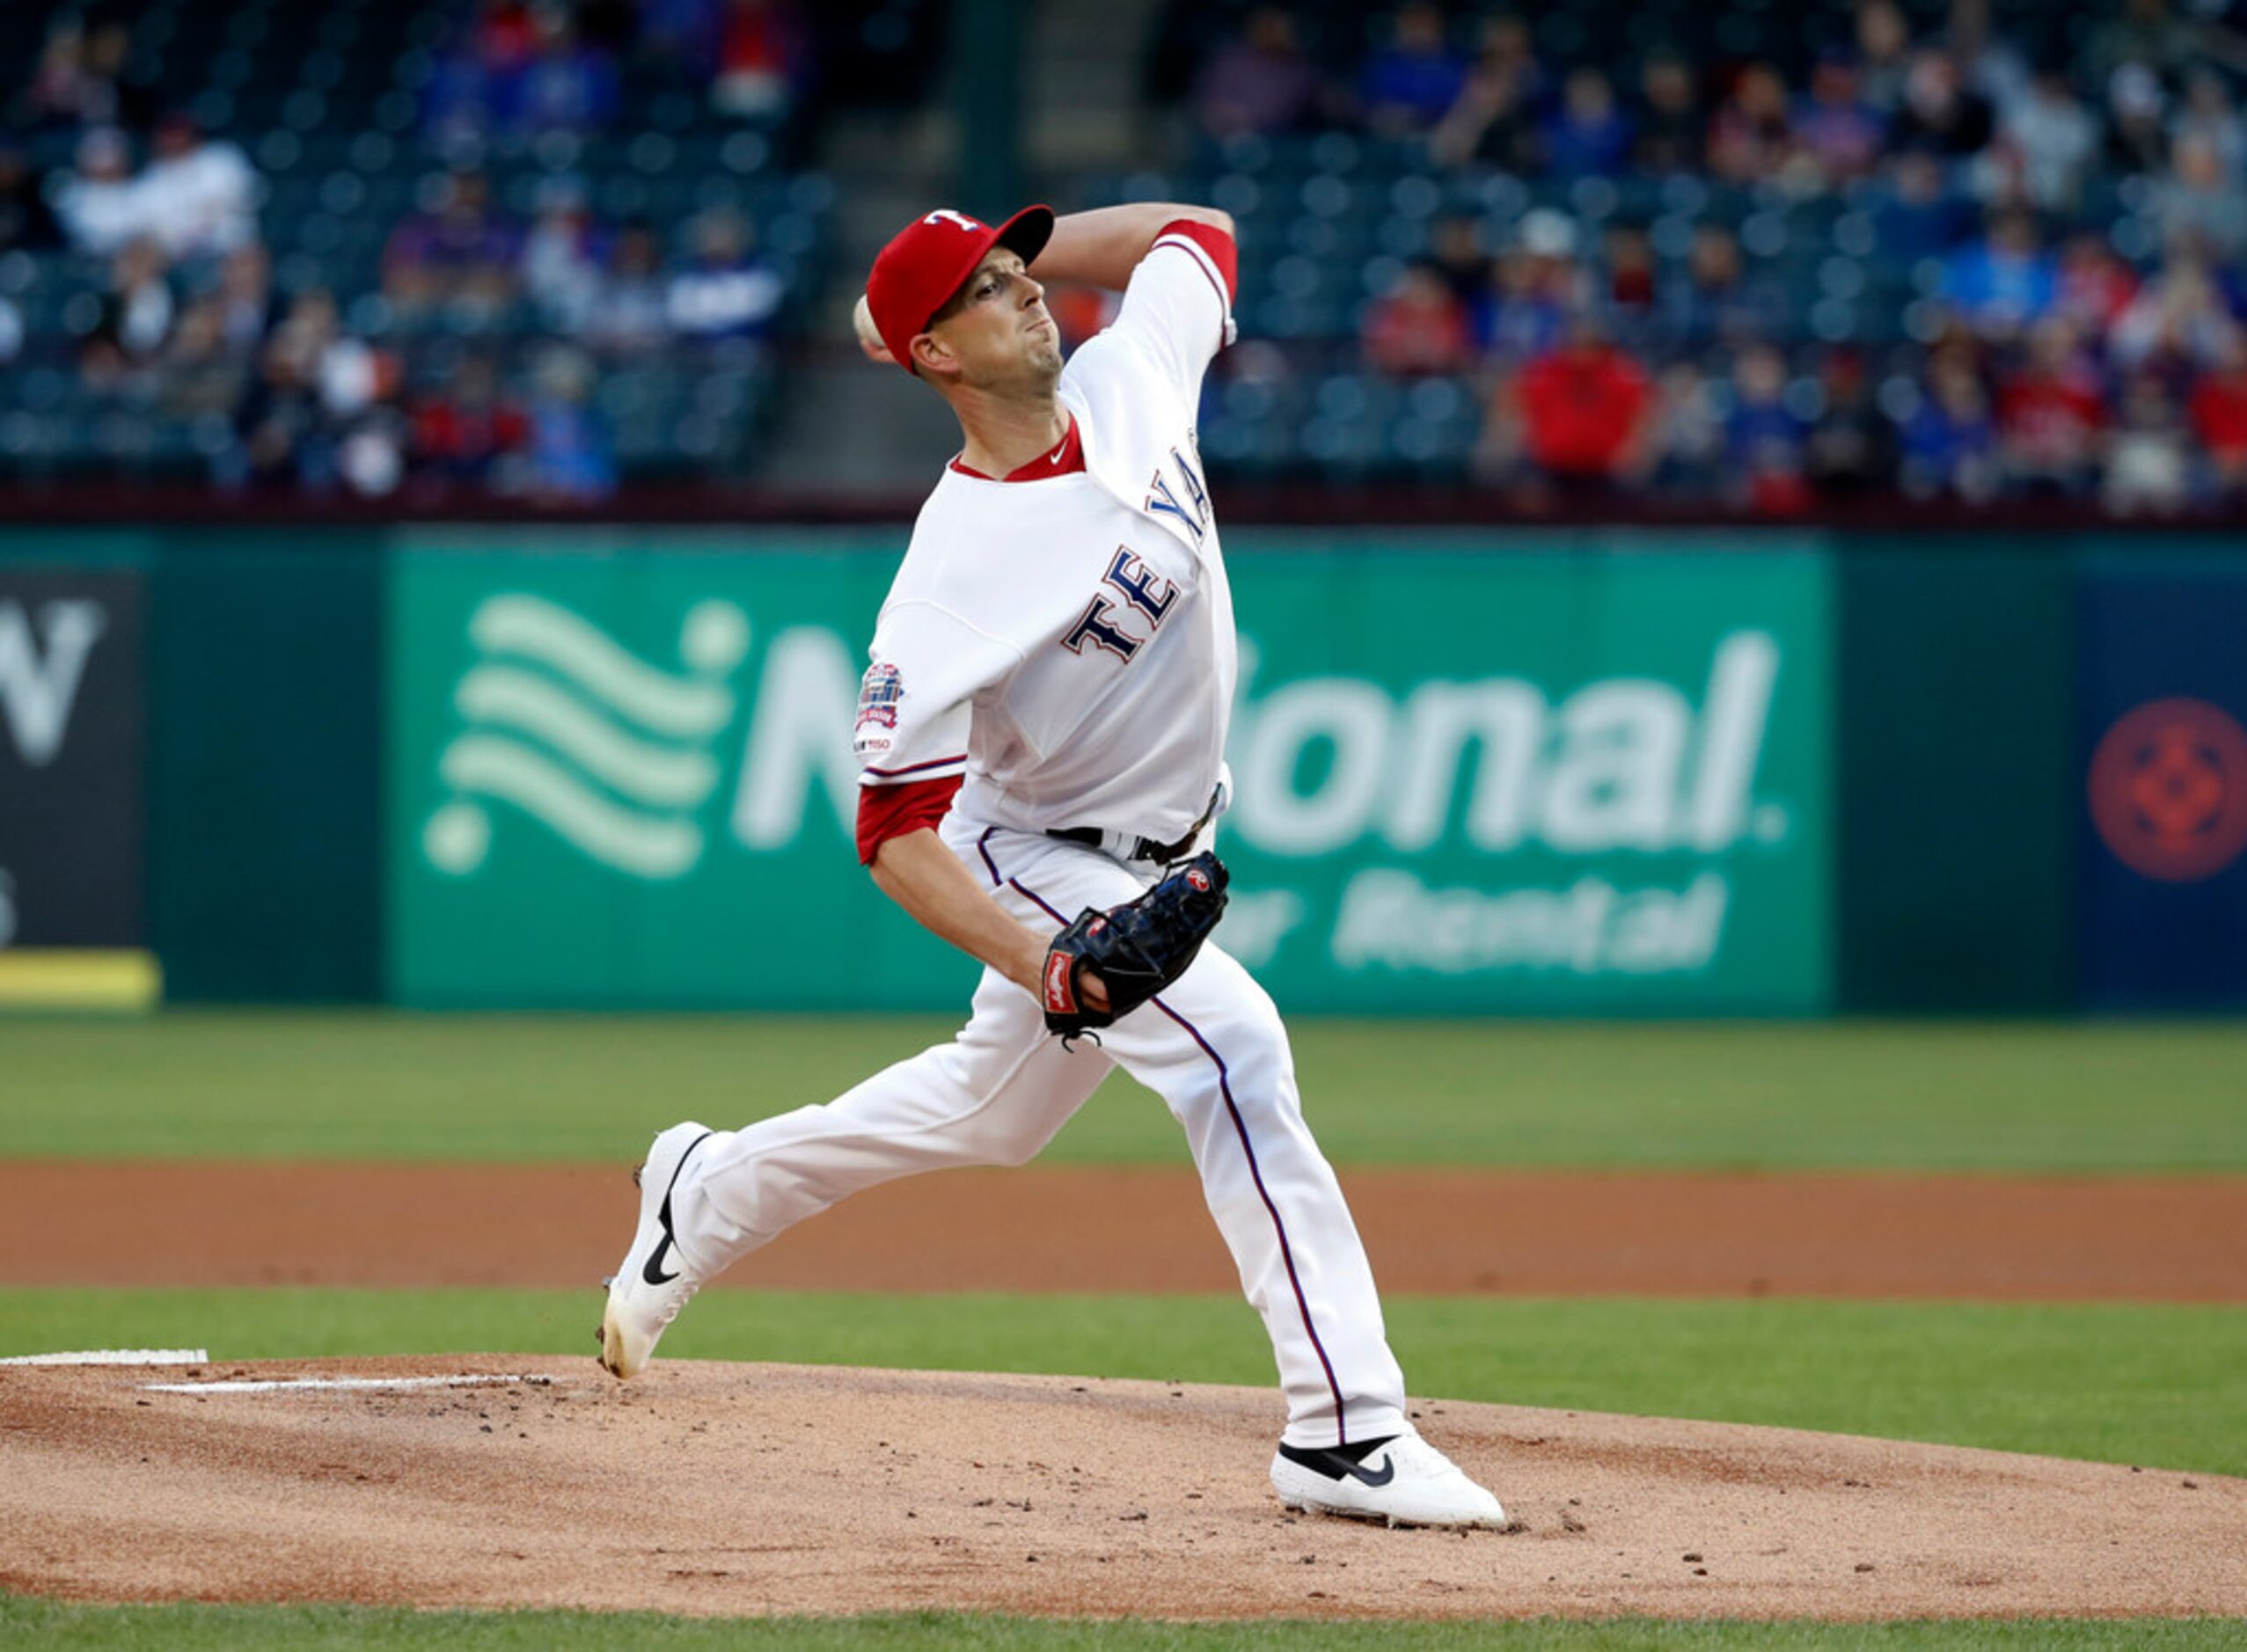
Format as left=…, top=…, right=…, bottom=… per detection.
left=856, top=773, right=964, bottom=866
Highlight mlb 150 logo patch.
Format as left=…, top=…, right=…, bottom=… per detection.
left=854, top=662, right=904, bottom=759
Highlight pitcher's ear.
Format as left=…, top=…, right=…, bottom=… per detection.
left=911, top=331, right=958, bottom=379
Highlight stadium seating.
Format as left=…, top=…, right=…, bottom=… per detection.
left=0, top=0, right=837, bottom=488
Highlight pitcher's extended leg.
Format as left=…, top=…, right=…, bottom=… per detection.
left=598, top=962, right=1107, bottom=1377
left=991, top=840, right=1408, bottom=1450
left=672, top=967, right=1109, bottom=1276
left=1102, top=947, right=1408, bottom=1448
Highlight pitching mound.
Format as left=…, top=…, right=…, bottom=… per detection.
left=3, top=1356, right=2242, bottom=1621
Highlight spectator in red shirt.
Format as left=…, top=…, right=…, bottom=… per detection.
left=1997, top=318, right=2107, bottom=496
left=1599, top=223, right=1657, bottom=336
left=410, top=354, right=529, bottom=493
left=2190, top=326, right=2247, bottom=497
left=476, top=0, right=538, bottom=69
left=1361, top=262, right=1474, bottom=376
left=1485, top=315, right=1652, bottom=494
left=712, top=0, right=805, bottom=122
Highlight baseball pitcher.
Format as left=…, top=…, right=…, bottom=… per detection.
left=597, top=201, right=1507, bottom=1529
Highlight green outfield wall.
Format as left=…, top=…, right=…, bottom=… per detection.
left=387, top=532, right=1831, bottom=1012
left=1835, top=544, right=2078, bottom=1012
left=4, top=527, right=2241, bottom=1015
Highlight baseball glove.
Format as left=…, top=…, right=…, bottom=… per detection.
left=1042, top=851, right=1230, bottom=1039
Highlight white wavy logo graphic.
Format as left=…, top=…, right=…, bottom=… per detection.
left=423, top=594, right=751, bottom=880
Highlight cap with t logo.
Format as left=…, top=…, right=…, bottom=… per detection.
left=866, top=205, right=1055, bottom=375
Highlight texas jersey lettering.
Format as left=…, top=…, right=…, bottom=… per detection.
left=1062, top=548, right=1179, bottom=662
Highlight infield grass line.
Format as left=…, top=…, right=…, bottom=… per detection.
left=3, top=1288, right=2241, bottom=1478
left=2, top=1598, right=2242, bottom=1649
left=5, top=1012, right=2244, bottom=1173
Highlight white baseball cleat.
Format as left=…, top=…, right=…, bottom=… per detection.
left=597, top=1122, right=715, bottom=1380
left=1270, top=1432, right=1508, bottom=1530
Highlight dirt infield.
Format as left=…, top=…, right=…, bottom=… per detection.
left=3, top=1356, right=2242, bottom=1620
left=8, top=1167, right=2245, bottom=1623
left=3, top=1162, right=2245, bottom=1300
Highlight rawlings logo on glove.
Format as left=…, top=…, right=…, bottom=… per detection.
left=1043, top=851, right=1230, bottom=1039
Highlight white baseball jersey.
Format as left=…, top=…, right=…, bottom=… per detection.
left=854, top=227, right=1241, bottom=844
left=670, top=217, right=1419, bottom=1455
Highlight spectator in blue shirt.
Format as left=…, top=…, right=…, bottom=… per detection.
left=1658, top=223, right=1787, bottom=351
left=514, top=10, right=621, bottom=133
left=1901, top=353, right=2000, bottom=500
left=1542, top=68, right=1635, bottom=178
left=1870, top=150, right=1975, bottom=263
left=1475, top=210, right=1578, bottom=362
left=1942, top=208, right=2056, bottom=340
left=1724, top=342, right=1812, bottom=512
left=1362, top=3, right=1467, bottom=136
left=523, top=346, right=617, bottom=501
left=666, top=208, right=784, bottom=343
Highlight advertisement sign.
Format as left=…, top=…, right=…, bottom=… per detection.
left=0, top=567, right=153, bottom=1005
left=1220, top=540, right=1833, bottom=1012
left=2078, top=553, right=2247, bottom=1009
left=389, top=537, right=1832, bottom=1012
left=389, top=537, right=965, bottom=1008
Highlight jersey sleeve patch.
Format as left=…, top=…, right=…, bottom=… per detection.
left=853, top=662, right=905, bottom=761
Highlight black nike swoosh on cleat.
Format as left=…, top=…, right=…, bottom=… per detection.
left=1277, top=1440, right=1397, bottom=1487
left=640, top=1131, right=713, bottom=1287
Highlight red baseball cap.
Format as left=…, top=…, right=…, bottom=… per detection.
left=866, top=204, right=1055, bottom=375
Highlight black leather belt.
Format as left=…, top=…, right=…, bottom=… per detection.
left=1048, top=790, right=1219, bottom=865
left=1046, top=822, right=1201, bottom=864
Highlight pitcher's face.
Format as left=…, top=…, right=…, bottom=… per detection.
left=915, top=250, right=1064, bottom=391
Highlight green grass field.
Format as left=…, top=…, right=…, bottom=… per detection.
left=8, top=1012, right=2245, bottom=1171
left=4, top=1598, right=2241, bottom=1652
left=7, top=1011, right=2242, bottom=1647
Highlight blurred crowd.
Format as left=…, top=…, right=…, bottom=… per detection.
left=1176, top=0, right=2247, bottom=513
left=0, top=0, right=809, bottom=499
left=13, top=0, right=2247, bottom=513
left=419, top=0, right=809, bottom=143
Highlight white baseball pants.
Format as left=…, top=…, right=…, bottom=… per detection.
left=671, top=819, right=1411, bottom=1449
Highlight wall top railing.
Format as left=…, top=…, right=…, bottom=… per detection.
left=11, top=484, right=2247, bottom=536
